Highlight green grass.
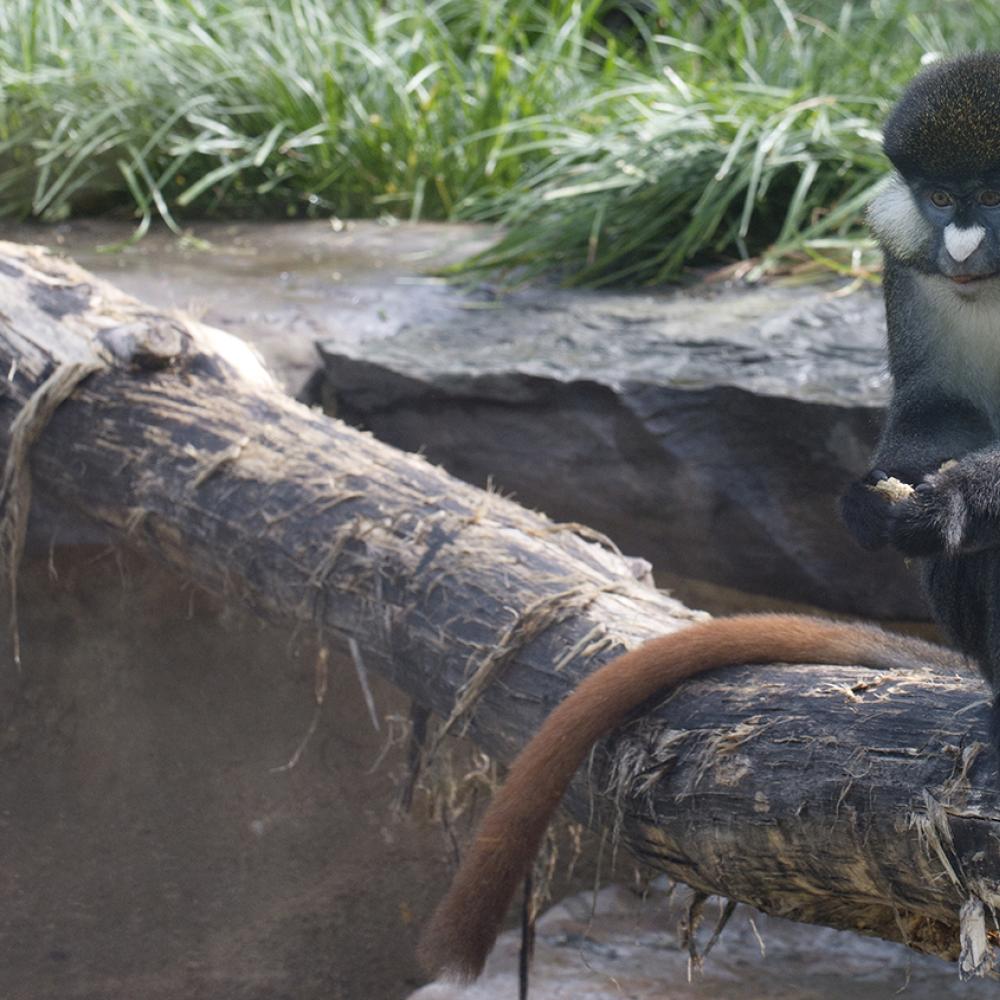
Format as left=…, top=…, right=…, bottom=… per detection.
left=0, top=0, right=639, bottom=234
left=3, top=1, right=1000, bottom=282
left=464, top=1, right=1000, bottom=284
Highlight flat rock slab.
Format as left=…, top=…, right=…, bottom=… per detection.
left=315, top=280, right=923, bottom=619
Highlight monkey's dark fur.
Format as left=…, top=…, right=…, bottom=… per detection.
left=841, top=52, right=1000, bottom=746
left=883, top=54, right=1000, bottom=180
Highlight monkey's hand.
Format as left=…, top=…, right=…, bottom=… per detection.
left=883, top=485, right=954, bottom=556
left=886, top=461, right=980, bottom=557
left=840, top=470, right=903, bottom=550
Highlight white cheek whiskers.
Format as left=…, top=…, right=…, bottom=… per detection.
left=867, top=173, right=932, bottom=261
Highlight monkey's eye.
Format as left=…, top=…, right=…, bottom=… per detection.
left=929, top=190, right=954, bottom=208
left=980, top=190, right=1000, bottom=207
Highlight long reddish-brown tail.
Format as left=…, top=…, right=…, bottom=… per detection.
left=417, top=613, right=962, bottom=981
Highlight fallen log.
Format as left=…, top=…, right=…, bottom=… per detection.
left=0, top=240, right=998, bottom=975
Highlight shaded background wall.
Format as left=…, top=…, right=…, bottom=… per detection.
left=3, top=548, right=456, bottom=999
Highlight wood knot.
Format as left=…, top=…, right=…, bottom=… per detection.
left=98, top=318, right=187, bottom=371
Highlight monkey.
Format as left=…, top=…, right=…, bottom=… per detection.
left=419, top=54, right=1000, bottom=983
left=841, top=51, right=1000, bottom=709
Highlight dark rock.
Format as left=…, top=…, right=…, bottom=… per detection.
left=316, top=281, right=926, bottom=619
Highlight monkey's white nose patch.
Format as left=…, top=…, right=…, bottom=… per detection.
left=944, top=223, right=986, bottom=262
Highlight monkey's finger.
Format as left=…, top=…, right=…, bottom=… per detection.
left=840, top=483, right=891, bottom=550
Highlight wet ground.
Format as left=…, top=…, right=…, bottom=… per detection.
left=6, top=218, right=495, bottom=396
left=413, top=884, right=1000, bottom=1000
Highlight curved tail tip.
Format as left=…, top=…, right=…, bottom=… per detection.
left=416, top=928, right=486, bottom=985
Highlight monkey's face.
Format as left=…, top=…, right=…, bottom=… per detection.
left=871, top=53, right=1000, bottom=293
left=869, top=173, right=1000, bottom=291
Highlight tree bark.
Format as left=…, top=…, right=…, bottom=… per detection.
left=0, top=240, right=998, bottom=974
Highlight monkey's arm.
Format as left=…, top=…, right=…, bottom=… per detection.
left=840, top=388, right=992, bottom=550
left=840, top=255, right=997, bottom=552
left=884, top=447, right=1000, bottom=556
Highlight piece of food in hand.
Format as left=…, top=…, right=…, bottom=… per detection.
left=868, top=476, right=915, bottom=503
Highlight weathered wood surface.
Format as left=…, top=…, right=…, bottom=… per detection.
left=0, top=240, right=998, bottom=973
